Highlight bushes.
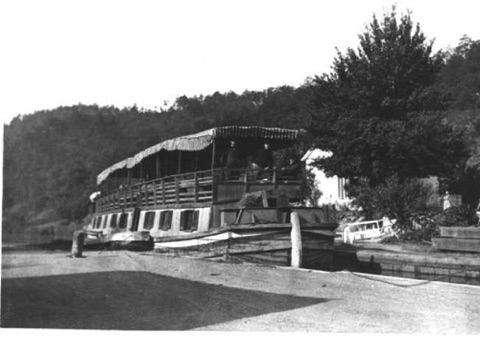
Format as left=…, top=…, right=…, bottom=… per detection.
left=347, top=175, right=480, bottom=243
left=401, top=212, right=440, bottom=243
left=434, top=205, right=478, bottom=228
left=347, top=175, right=436, bottom=223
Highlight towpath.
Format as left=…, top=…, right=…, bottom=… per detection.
left=2, top=248, right=479, bottom=333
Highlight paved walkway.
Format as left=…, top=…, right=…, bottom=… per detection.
left=2, top=249, right=480, bottom=332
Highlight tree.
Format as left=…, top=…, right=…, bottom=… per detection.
left=438, top=35, right=480, bottom=110
left=437, top=36, right=480, bottom=205
left=308, top=7, right=468, bottom=185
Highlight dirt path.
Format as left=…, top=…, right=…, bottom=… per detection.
left=2, top=248, right=480, bottom=332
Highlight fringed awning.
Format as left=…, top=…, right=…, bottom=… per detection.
left=97, top=126, right=300, bottom=185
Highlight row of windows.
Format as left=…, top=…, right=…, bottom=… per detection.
left=143, top=210, right=199, bottom=232
left=92, top=213, right=128, bottom=229
left=93, top=210, right=200, bottom=232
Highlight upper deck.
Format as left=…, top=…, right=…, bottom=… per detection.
left=95, top=167, right=303, bottom=214
left=94, top=126, right=305, bottom=214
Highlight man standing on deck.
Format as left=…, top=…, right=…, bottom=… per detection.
left=251, top=142, right=274, bottom=180
left=222, top=140, right=243, bottom=180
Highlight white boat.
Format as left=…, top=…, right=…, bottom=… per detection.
left=343, top=217, right=396, bottom=244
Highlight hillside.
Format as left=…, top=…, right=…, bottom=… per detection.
left=2, top=87, right=310, bottom=236
left=3, top=36, right=480, bottom=238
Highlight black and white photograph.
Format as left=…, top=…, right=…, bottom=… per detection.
left=1, top=0, right=480, bottom=334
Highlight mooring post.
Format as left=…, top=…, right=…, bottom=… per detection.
left=291, top=211, right=302, bottom=268
left=71, top=230, right=85, bottom=258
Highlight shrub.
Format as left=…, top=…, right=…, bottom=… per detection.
left=402, top=212, right=440, bottom=242
left=347, top=175, right=435, bottom=224
left=433, top=205, right=479, bottom=227
left=390, top=206, right=478, bottom=243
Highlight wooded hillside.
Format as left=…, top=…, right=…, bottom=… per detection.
left=3, top=87, right=310, bottom=228
left=3, top=34, right=480, bottom=232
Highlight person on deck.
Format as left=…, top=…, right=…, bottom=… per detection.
left=221, top=140, right=243, bottom=180
left=251, top=142, right=274, bottom=180
left=279, top=154, right=302, bottom=180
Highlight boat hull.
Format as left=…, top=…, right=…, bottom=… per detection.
left=153, top=223, right=337, bottom=270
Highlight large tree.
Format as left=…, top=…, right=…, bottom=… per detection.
left=308, top=7, right=468, bottom=185
left=437, top=36, right=480, bottom=204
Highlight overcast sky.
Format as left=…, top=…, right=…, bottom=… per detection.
left=1, top=0, right=479, bottom=124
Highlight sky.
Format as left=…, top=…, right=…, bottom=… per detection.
left=1, top=0, right=479, bottom=124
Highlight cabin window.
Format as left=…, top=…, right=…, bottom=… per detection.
left=110, top=214, right=118, bottom=228
left=159, top=211, right=172, bottom=231
left=102, top=216, right=108, bottom=228
left=97, top=216, right=105, bottom=229
left=144, top=211, right=156, bottom=230
left=118, top=213, right=128, bottom=229
left=180, top=210, right=199, bottom=232
left=93, top=217, right=100, bottom=229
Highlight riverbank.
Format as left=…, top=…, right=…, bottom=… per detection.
left=2, top=247, right=480, bottom=332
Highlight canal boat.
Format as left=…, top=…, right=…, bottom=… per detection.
left=85, top=126, right=338, bottom=269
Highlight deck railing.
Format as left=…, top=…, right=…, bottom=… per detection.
left=95, top=168, right=302, bottom=213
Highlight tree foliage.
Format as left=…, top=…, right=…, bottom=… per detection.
left=435, top=36, right=480, bottom=205
left=439, top=35, right=480, bottom=111
left=308, top=7, right=469, bottom=185
left=3, top=87, right=310, bottom=223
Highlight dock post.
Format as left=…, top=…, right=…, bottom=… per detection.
left=291, top=212, right=302, bottom=268
left=71, top=230, right=85, bottom=258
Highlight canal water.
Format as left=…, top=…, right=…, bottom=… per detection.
left=332, top=248, right=480, bottom=286
left=377, top=267, right=480, bottom=286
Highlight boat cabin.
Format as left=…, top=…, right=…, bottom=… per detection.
left=89, top=126, right=306, bottom=240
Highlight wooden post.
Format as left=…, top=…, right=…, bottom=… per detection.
left=175, top=176, right=180, bottom=204
left=153, top=180, right=158, bottom=205
left=178, top=151, right=182, bottom=174
left=211, top=140, right=216, bottom=171
left=71, top=230, right=85, bottom=258
left=162, top=179, right=166, bottom=204
left=130, top=185, right=133, bottom=208
left=211, top=141, right=217, bottom=203
left=291, top=212, right=302, bottom=268
left=144, top=181, right=148, bottom=206
left=156, top=153, right=161, bottom=178
left=194, top=172, right=199, bottom=203
left=121, top=186, right=125, bottom=211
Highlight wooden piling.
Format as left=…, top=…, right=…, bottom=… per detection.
left=71, top=230, right=85, bottom=258
left=291, top=211, right=302, bottom=268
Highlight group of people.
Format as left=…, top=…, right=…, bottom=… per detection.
left=221, top=140, right=302, bottom=180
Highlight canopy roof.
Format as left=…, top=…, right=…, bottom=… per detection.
left=97, top=126, right=301, bottom=185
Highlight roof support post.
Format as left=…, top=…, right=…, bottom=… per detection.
left=156, top=153, right=161, bottom=178
left=177, top=151, right=182, bottom=174
left=211, top=140, right=216, bottom=171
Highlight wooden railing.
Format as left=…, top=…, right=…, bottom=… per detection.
left=96, top=170, right=215, bottom=213
left=95, top=167, right=303, bottom=213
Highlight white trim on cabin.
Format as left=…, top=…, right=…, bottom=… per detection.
left=140, top=207, right=212, bottom=238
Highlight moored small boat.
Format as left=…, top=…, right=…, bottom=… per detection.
left=343, top=217, right=396, bottom=244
